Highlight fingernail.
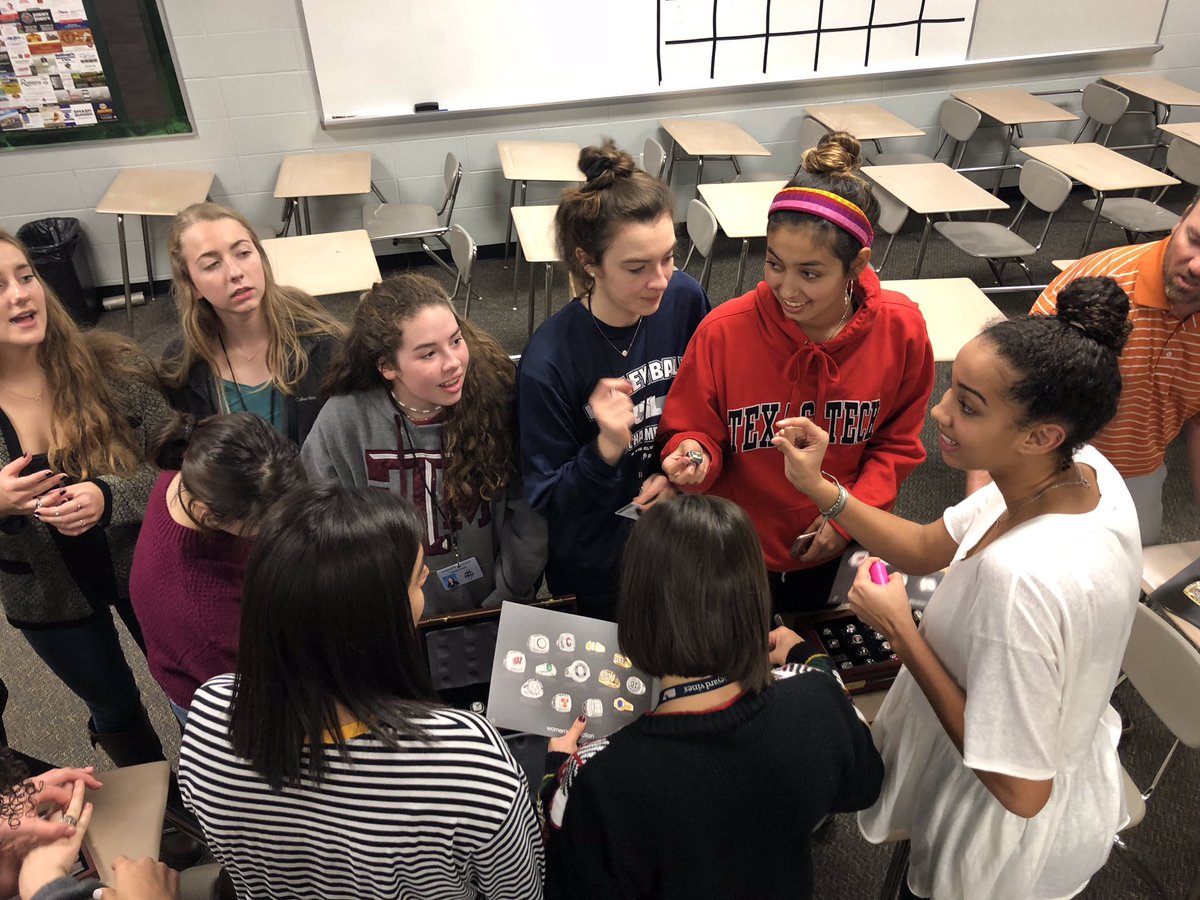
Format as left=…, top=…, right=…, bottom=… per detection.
left=42, top=471, right=52, bottom=479
left=58, top=489, right=67, bottom=496
left=576, top=715, right=587, bottom=723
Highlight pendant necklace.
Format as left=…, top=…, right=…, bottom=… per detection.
left=1000, top=464, right=1091, bottom=523
left=587, top=294, right=642, bottom=358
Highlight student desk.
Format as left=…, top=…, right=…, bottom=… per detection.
left=510, top=204, right=560, bottom=337
left=1101, top=75, right=1200, bottom=127
left=1160, top=122, right=1200, bottom=148
left=274, top=151, right=380, bottom=237
left=497, top=141, right=582, bottom=268
left=1139, top=541, right=1200, bottom=648
left=96, top=167, right=215, bottom=332
left=805, top=102, right=924, bottom=154
left=1019, top=142, right=1179, bottom=254
left=658, top=118, right=771, bottom=186
left=695, top=180, right=788, bottom=295
left=950, top=88, right=1078, bottom=192
left=859, top=163, right=1008, bottom=278
left=879, top=278, right=1004, bottom=362
left=260, top=230, right=381, bottom=297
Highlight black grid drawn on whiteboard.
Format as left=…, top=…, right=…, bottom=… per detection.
left=657, top=0, right=969, bottom=83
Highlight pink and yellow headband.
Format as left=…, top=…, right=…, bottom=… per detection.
left=769, top=187, right=874, bottom=249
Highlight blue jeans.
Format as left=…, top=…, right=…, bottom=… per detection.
left=169, top=698, right=188, bottom=728
left=19, top=599, right=145, bottom=734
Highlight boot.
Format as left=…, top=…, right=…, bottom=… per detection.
left=88, top=707, right=207, bottom=870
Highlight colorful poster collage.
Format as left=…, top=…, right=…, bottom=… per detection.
left=0, top=1, right=115, bottom=133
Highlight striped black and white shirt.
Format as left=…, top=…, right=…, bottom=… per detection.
left=179, top=674, right=544, bottom=899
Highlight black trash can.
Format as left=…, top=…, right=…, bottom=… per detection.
left=16, top=217, right=101, bottom=326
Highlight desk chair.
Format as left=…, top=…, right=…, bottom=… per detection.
left=932, top=159, right=1072, bottom=283
left=362, top=152, right=463, bottom=268
left=1080, top=136, right=1200, bottom=242
left=1111, top=602, right=1200, bottom=898
left=681, top=199, right=718, bottom=291
left=869, top=99, right=981, bottom=169
left=643, top=138, right=667, bottom=180
left=446, top=224, right=478, bottom=318
left=873, top=186, right=909, bottom=275
left=1013, top=82, right=1130, bottom=150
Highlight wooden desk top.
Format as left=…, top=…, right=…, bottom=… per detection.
left=510, top=205, right=560, bottom=263
left=696, top=180, right=787, bottom=240
left=860, top=163, right=1009, bottom=216
left=1101, top=75, right=1200, bottom=108
left=1140, top=541, right=1200, bottom=647
left=806, top=102, right=925, bottom=140
left=658, top=118, right=771, bottom=157
left=1021, top=142, right=1179, bottom=192
left=261, top=230, right=381, bottom=296
left=880, top=278, right=1004, bottom=362
left=497, top=141, right=584, bottom=183
left=95, top=168, right=214, bottom=217
left=1160, top=122, right=1200, bottom=146
left=84, top=762, right=168, bottom=876
left=951, top=89, right=1078, bottom=126
left=273, top=151, right=373, bottom=199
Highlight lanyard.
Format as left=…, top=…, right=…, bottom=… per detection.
left=396, top=403, right=460, bottom=561
left=655, top=675, right=729, bottom=709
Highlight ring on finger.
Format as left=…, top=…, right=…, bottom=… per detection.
left=62, top=813, right=78, bottom=827
left=76, top=501, right=81, bottom=513
left=33, top=497, right=41, bottom=512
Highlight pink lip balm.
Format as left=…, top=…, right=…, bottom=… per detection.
left=869, top=561, right=890, bottom=585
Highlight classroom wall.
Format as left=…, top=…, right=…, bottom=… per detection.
left=2, top=0, right=1199, bottom=290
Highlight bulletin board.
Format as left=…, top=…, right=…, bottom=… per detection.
left=0, top=0, right=191, bottom=149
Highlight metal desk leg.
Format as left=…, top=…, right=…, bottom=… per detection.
left=1081, top=192, right=1106, bottom=256
left=735, top=238, right=749, bottom=295
left=914, top=216, right=934, bottom=278
left=512, top=228, right=523, bottom=306
left=301, top=197, right=312, bottom=235
left=140, top=215, right=155, bottom=304
left=696, top=155, right=705, bottom=186
left=526, top=258, right=536, bottom=337
left=664, top=139, right=679, bottom=185
left=544, top=262, right=552, bottom=322
left=731, top=156, right=741, bottom=176
left=503, top=180, right=517, bottom=267
left=116, top=214, right=134, bottom=334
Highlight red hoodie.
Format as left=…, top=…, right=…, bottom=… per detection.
left=660, top=268, right=935, bottom=572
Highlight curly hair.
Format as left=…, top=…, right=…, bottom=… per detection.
left=0, top=231, right=157, bottom=479
left=162, top=203, right=344, bottom=395
left=0, top=747, right=35, bottom=829
left=320, top=273, right=517, bottom=519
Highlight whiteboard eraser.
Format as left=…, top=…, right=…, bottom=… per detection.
left=414, top=101, right=440, bottom=113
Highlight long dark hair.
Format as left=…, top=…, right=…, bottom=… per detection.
left=228, top=483, right=435, bottom=790
left=618, top=494, right=774, bottom=693
left=319, top=273, right=517, bottom=519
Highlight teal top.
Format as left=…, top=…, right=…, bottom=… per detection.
left=220, top=379, right=282, bottom=432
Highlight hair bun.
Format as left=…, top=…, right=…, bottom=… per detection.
left=579, top=139, right=636, bottom=190
left=1055, top=276, right=1132, bottom=354
left=801, top=130, right=863, bottom=178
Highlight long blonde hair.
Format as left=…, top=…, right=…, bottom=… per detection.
left=0, top=231, right=154, bottom=479
left=161, top=202, right=344, bottom=394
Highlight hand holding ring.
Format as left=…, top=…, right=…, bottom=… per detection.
left=62, top=813, right=78, bottom=827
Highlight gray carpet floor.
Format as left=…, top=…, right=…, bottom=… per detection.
left=2, top=179, right=1197, bottom=898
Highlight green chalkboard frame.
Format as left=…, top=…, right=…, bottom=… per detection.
left=0, top=0, right=191, bottom=150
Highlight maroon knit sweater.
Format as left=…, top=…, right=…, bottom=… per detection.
left=129, top=471, right=251, bottom=709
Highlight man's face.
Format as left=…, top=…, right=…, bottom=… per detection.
left=1163, top=201, right=1200, bottom=319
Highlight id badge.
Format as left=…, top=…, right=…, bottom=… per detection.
left=437, top=557, right=482, bottom=590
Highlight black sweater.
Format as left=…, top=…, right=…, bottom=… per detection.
left=540, top=660, right=883, bottom=900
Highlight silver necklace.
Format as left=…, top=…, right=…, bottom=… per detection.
left=390, top=390, right=443, bottom=417
left=1001, top=465, right=1091, bottom=522
left=819, top=284, right=853, bottom=344
left=587, top=295, right=642, bottom=358
left=0, top=384, right=43, bottom=401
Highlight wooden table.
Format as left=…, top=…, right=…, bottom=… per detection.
left=510, top=205, right=560, bottom=336
left=696, top=180, right=787, bottom=295
left=1160, top=122, right=1200, bottom=147
left=860, top=163, right=1009, bottom=277
left=658, top=118, right=771, bottom=186
left=806, top=102, right=924, bottom=154
left=96, top=167, right=215, bottom=331
left=950, top=88, right=1078, bottom=192
left=880, top=278, right=1005, bottom=362
left=274, top=151, right=379, bottom=236
left=1020, top=142, right=1179, bottom=254
left=1101, top=75, right=1200, bottom=126
left=1139, top=541, right=1200, bottom=648
left=261, top=230, right=381, bottom=297
left=497, top=141, right=582, bottom=268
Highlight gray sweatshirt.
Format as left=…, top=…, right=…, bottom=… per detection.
left=301, top=387, right=547, bottom=617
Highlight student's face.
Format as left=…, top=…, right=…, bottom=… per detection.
left=583, top=214, right=676, bottom=323
left=379, top=305, right=469, bottom=411
left=930, top=337, right=1033, bottom=473
left=0, top=242, right=47, bottom=349
left=763, top=224, right=868, bottom=331
left=180, top=218, right=266, bottom=320
left=409, top=549, right=428, bottom=623
left=1163, top=202, right=1200, bottom=319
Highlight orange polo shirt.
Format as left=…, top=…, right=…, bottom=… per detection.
left=1032, top=239, right=1200, bottom=478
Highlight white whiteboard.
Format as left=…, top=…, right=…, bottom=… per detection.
left=969, top=0, right=1167, bottom=60
left=300, top=0, right=1163, bottom=125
